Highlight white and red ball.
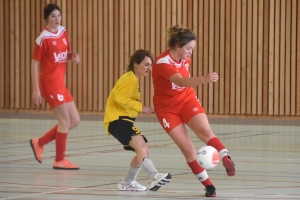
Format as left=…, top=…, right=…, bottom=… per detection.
left=197, top=146, right=220, bottom=169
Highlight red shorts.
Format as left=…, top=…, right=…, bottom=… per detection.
left=41, top=87, right=73, bottom=108
left=156, top=96, right=205, bottom=133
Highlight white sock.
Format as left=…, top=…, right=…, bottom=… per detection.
left=219, top=149, right=229, bottom=160
left=195, top=170, right=209, bottom=182
left=124, top=166, right=141, bottom=183
left=141, top=157, right=158, bottom=179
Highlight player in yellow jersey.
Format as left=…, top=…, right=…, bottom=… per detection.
left=103, top=49, right=171, bottom=191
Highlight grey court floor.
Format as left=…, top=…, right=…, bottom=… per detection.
left=0, top=113, right=299, bottom=200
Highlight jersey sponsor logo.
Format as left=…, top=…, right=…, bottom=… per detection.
left=54, top=50, right=68, bottom=63
left=171, top=82, right=185, bottom=91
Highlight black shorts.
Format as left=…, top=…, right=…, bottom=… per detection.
left=108, top=116, right=148, bottom=152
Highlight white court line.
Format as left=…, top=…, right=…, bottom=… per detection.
left=1, top=187, right=299, bottom=200
left=70, top=152, right=300, bottom=162
left=0, top=187, right=80, bottom=200
left=0, top=184, right=69, bottom=189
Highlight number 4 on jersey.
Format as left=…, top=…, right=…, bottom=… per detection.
left=162, top=118, right=170, bottom=128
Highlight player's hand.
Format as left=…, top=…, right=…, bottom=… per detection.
left=142, top=106, right=153, bottom=114
left=204, top=72, right=219, bottom=83
left=71, top=53, right=80, bottom=64
left=32, top=90, right=42, bottom=105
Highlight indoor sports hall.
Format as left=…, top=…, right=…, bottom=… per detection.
left=1, top=0, right=299, bottom=199
left=0, top=113, right=299, bottom=199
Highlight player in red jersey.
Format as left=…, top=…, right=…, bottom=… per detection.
left=152, top=25, right=235, bottom=197
left=29, top=3, right=80, bottom=170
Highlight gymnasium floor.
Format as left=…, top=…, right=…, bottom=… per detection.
left=0, top=113, right=299, bottom=200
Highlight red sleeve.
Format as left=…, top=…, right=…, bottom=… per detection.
left=154, top=63, right=178, bottom=81
left=32, top=44, right=42, bottom=61
left=32, top=39, right=48, bottom=61
left=65, top=31, right=71, bottom=52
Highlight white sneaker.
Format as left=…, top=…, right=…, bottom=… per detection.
left=148, top=173, right=171, bottom=191
left=117, top=179, right=147, bottom=191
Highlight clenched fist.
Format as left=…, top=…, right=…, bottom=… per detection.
left=204, top=72, right=219, bottom=83
left=142, top=106, right=153, bottom=114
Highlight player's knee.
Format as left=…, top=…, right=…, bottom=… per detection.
left=181, top=146, right=197, bottom=160
left=70, top=116, right=80, bottom=130
left=136, top=143, right=149, bottom=157
left=58, top=118, right=71, bottom=132
left=197, top=128, right=215, bottom=140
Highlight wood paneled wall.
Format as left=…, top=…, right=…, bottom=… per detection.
left=0, top=0, right=300, bottom=116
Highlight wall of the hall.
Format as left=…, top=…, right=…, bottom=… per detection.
left=0, top=0, right=300, bottom=116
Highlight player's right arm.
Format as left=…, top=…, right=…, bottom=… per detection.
left=169, top=72, right=219, bottom=87
left=31, top=59, right=42, bottom=105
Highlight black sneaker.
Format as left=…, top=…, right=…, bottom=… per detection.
left=205, top=185, right=216, bottom=197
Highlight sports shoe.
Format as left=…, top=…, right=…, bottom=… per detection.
left=205, top=185, right=216, bottom=197
left=117, top=179, right=147, bottom=191
left=148, top=173, right=171, bottom=191
left=30, top=138, right=44, bottom=163
left=222, top=155, right=235, bottom=176
left=53, top=159, right=80, bottom=170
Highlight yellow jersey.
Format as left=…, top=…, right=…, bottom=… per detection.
left=103, top=70, right=143, bottom=135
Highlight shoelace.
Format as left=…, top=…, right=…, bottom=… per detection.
left=153, top=174, right=161, bottom=180
left=129, top=181, right=143, bottom=188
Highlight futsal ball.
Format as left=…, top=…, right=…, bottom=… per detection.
left=197, top=146, right=220, bottom=169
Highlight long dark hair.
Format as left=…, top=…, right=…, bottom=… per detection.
left=44, top=3, right=61, bottom=22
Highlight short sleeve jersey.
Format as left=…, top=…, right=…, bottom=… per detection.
left=32, top=26, right=70, bottom=92
left=152, top=50, right=196, bottom=112
left=103, top=70, right=143, bottom=135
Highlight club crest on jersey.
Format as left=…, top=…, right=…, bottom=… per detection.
left=184, top=63, right=189, bottom=71
left=62, top=38, right=67, bottom=45
left=54, top=50, right=68, bottom=63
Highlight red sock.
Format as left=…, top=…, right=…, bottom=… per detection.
left=38, top=124, right=58, bottom=147
left=55, top=132, right=68, bottom=162
left=207, top=137, right=225, bottom=151
left=187, top=160, right=213, bottom=186
left=207, top=137, right=229, bottom=160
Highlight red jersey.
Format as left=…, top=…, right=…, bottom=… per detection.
left=152, top=50, right=196, bottom=112
left=32, top=26, right=70, bottom=92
